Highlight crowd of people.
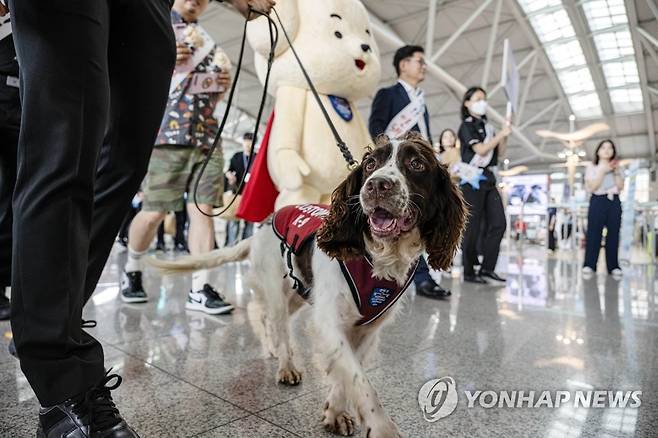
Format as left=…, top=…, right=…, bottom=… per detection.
left=0, top=0, right=625, bottom=437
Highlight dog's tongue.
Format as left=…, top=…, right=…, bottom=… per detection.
left=371, top=209, right=396, bottom=230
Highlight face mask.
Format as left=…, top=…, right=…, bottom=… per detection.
left=470, top=100, right=488, bottom=116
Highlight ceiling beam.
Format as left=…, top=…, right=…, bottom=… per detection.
left=628, top=0, right=657, bottom=166
left=504, top=0, right=571, bottom=117
left=481, top=0, right=504, bottom=88
left=563, top=1, right=616, bottom=135
left=430, top=0, right=495, bottom=63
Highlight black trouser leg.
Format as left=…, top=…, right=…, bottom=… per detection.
left=10, top=0, right=111, bottom=406
left=604, top=197, right=622, bottom=272
left=584, top=196, right=606, bottom=270
left=174, top=208, right=187, bottom=245
left=413, top=256, right=432, bottom=286
left=82, top=0, right=175, bottom=303
left=118, top=204, right=140, bottom=242
left=461, top=184, right=485, bottom=277
left=481, top=186, right=506, bottom=272
left=0, top=124, right=18, bottom=289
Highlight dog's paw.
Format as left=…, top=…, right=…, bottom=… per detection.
left=322, top=409, right=355, bottom=436
left=365, top=418, right=402, bottom=438
left=276, top=366, right=302, bottom=386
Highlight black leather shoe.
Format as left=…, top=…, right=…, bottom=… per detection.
left=37, top=371, right=139, bottom=438
left=0, top=294, right=10, bottom=321
left=416, top=280, right=451, bottom=299
left=464, top=274, right=488, bottom=284
left=479, top=270, right=506, bottom=283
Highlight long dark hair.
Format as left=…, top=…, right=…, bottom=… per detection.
left=461, top=86, right=486, bottom=120
left=593, top=139, right=617, bottom=165
left=438, top=128, right=457, bottom=153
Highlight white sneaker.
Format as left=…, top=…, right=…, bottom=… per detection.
left=186, top=284, right=234, bottom=315
left=582, top=266, right=594, bottom=278
left=611, top=268, right=623, bottom=278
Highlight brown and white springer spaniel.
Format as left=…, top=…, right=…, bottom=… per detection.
left=150, top=132, right=466, bottom=437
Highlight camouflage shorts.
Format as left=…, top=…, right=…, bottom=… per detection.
left=142, top=145, right=224, bottom=212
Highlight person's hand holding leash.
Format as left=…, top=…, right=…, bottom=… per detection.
left=231, top=0, right=276, bottom=19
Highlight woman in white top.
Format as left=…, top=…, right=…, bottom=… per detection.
left=436, top=128, right=460, bottom=175
left=583, top=139, right=624, bottom=277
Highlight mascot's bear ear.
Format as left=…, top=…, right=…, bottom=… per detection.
left=247, top=0, right=299, bottom=58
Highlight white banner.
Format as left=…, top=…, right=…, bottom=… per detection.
left=501, top=39, right=520, bottom=114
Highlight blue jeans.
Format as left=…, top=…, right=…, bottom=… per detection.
left=584, top=195, right=621, bottom=273
left=226, top=220, right=254, bottom=246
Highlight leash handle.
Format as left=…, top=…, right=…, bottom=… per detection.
left=272, top=8, right=358, bottom=170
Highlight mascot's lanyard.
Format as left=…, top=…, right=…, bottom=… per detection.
left=193, top=7, right=356, bottom=218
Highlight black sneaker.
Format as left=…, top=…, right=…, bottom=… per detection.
left=37, top=371, right=139, bottom=438
left=186, top=284, right=234, bottom=315
left=120, top=271, right=148, bottom=303
left=464, top=274, right=488, bottom=284
left=479, top=270, right=506, bottom=283
left=0, top=294, right=9, bottom=321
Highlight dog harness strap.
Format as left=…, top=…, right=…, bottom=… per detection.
left=340, top=258, right=420, bottom=326
left=273, top=204, right=330, bottom=300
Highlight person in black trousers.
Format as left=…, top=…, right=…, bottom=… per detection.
left=9, top=0, right=274, bottom=435
left=582, top=139, right=624, bottom=278
left=0, top=6, right=18, bottom=321
left=457, top=86, right=511, bottom=284
left=368, top=45, right=451, bottom=299
left=225, top=132, right=255, bottom=246
left=8, top=0, right=176, bottom=435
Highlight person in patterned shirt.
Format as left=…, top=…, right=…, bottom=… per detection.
left=122, top=0, right=275, bottom=314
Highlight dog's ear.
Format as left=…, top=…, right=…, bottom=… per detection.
left=316, top=161, right=367, bottom=261
left=421, top=165, right=467, bottom=271
left=247, top=0, right=299, bottom=58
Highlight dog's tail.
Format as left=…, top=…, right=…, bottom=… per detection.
left=146, top=237, right=252, bottom=274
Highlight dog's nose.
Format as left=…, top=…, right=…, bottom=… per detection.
left=366, top=177, right=394, bottom=194
left=361, top=44, right=371, bottom=53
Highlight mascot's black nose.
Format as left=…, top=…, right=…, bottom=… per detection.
left=361, top=44, right=371, bottom=53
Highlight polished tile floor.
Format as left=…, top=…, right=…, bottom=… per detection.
left=1, top=243, right=657, bottom=437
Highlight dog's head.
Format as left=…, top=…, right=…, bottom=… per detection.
left=247, top=0, right=381, bottom=100
left=317, top=132, right=467, bottom=270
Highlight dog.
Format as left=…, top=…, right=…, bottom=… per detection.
left=149, top=132, right=466, bottom=437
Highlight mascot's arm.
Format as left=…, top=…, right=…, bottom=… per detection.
left=272, top=85, right=311, bottom=190
left=368, top=88, right=393, bottom=138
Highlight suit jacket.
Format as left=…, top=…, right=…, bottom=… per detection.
left=368, top=82, right=432, bottom=142
left=227, top=151, right=254, bottom=194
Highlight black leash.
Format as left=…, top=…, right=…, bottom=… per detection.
left=193, top=6, right=356, bottom=218
left=193, top=7, right=276, bottom=217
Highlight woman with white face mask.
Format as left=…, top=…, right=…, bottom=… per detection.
left=457, top=86, right=511, bottom=284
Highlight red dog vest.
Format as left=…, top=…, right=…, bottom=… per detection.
left=272, top=204, right=418, bottom=326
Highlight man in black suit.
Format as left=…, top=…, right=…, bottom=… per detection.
left=225, top=132, right=255, bottom=245
left=368, top=45, right=451, bottom=300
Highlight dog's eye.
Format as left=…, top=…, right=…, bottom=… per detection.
left=334, top=31, right=343, bottom=39
left=409, top=159, right=425, bottom=172
left=365, top=29, right=371, bottom=36
left=364, top=159, right=376, bottom=172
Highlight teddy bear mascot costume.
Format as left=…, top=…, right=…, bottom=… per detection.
left=236, top=0, right=381, bottom=221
